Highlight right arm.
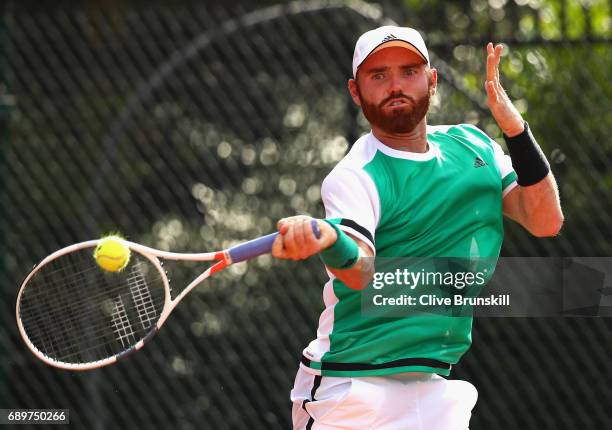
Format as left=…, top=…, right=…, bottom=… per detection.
left=271, top=216, right=374, bottom=290
left=327, top=233, right=375, bottom=290
left=272, top=165, right=378, bottom=290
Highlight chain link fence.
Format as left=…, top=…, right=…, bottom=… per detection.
left=2, top=0, right=611, bottom=428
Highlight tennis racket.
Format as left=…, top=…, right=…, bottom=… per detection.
left=16, top=220, right=321, bottom=370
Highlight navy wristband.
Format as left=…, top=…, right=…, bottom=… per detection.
left=503, top=121, right=550, bottom=186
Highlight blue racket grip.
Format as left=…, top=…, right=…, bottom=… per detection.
left=228, top=219, right=321, bottom=263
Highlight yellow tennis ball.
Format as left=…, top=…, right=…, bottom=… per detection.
left=94, top=236, right=131, bottom=272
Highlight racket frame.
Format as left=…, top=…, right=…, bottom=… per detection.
left=16, top=240, right=228, bottom=370
left=16, top=221, right=319, bottom=370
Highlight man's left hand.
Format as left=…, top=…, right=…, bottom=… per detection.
left=485, top=42, right=525, bottom=137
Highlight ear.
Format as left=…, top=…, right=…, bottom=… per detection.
left=348, top=78, right=362, bottom=107
left=428, top=68, right=438, bottom=97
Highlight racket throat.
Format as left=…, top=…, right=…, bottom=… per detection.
left=217, top=251, right=232, bottom=268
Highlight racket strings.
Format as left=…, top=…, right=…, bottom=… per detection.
left=20, top=261, right=164, bottom=330
left=109, top=295, right=136, bottom=349
left=19, top=248, right=166, bottom=364
left=21, top=264, right=102, bottom=299
left=28, top=273, right=165, bottom=357
left=21, top=270, right=163, bottom=362
left=22, top=285, right=166, bottom=357
left=128, top=276, right=159, bottom=330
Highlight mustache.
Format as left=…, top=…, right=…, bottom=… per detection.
left=378, top=94, right=415, bottom=108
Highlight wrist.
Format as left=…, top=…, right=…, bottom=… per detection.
left=319, top=221, right=359, bottom=269
left=503, top=121, right=550, bottom=186
left=502, top=122, right=525, bottom=138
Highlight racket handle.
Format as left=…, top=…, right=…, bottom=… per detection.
left=228, top=219, right=321, bottom=263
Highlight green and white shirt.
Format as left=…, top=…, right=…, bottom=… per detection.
left=301, top=124, right=517, bottom=377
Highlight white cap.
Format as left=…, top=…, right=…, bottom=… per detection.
left=352, top=26, right=430, bottom=78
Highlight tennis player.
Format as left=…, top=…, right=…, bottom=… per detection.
left=272, top=26, right=563, bottom=429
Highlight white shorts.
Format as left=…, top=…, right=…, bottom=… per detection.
left=290, top=366, right=478, bottom=430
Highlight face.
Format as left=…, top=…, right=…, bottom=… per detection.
left=349, top=46, right=436, bottom=134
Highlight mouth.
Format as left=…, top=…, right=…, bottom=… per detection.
left=383, top=98, right=412, bottom=108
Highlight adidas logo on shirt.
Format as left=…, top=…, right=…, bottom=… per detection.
left=473, top=156, right=487, bottom=168
left=381, top=34, right=397, bottom=43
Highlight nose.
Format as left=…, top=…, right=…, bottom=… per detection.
left=386, top=72, right=403, bottom=95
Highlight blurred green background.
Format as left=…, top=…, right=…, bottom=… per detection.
left=1, top=0, right=611, bottom=428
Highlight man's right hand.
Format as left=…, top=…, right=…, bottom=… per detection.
left=272, top=216, right=375, bottom=290
left=272, top=216, right=337, bottom=261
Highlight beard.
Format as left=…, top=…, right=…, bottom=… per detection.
left=357, top=86, right=431, bottom=134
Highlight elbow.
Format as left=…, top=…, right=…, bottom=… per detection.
left=345, top=280, right=368, bottom=291
left=330, top=267, right=374, bottom=291
left=529, top=213, right=564, bottom=237
left=344, top=271, right=374, bottom=290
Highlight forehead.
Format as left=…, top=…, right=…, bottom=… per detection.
left=359, top=46, right=426, bottom=72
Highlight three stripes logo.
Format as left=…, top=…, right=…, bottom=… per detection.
left=381, top=34, right=397, bottom=43
left=474, top=156, right=487, bottom=168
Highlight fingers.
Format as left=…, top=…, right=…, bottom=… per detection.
left=494, top=44, right=503, bottom=82
left=486, top=42, right=504, bottom=84
left=288, top=218, right=311, bottom=259
left=484, top=43, right=524, bottom=135
left=273, top=216, right=322, bottom=261
left=304, top=219, right=319, bottom=242
left=277, top=218, right=289, bottom=234
left=486, top=42, right=507, bottom=105
left=294, top=221, right=307, bottom=248
left=283, top=220, right=298, bottom=258
left=485, top=80, right=497, bottom=103
left=486, top=43, right=495, bottom=83
left=271, top=233, right=285, bottom=258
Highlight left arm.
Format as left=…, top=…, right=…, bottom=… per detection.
left=485, top=42, right=564, bottom=237
left=503, top=173, right=563, bottom=237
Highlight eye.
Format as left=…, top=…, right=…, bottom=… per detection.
left=372, top=73, right=385, bottom=80
left=404, top=68, right=416, bottom=76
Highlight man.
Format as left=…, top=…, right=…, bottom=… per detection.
left=272, top=26, right=563, bottom=429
